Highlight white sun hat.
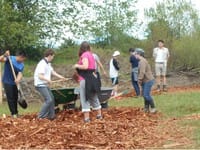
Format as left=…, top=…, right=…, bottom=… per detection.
left=112, top=51, right=120, bottom=57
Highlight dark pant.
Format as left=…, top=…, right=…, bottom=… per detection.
left=3, top=83, right=18, bottom=115
left=131, top=72, right=140, bottom=96
left=142, top=80, right=155, bottom=109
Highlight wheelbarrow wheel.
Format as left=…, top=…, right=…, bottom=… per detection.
left=101, top=101, right=108, bottom=109
left=63, top=103, right=76, bottom=110
left=54, top=107, right=60, bottom=114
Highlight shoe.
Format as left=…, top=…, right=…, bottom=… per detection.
left=12, top=114, right=18, bottom=118
left=84, top=118, right=90, bottom=123
left=144, top=108, right=149, bottom=113
left=150, top=108, right=157, bottom=113
left=96, top=115, right=103, bottom=120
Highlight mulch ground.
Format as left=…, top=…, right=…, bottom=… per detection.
left=0, top=107, right=193, bottom=149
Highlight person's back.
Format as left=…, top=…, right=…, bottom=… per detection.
left=109, top=51, right=120, bottom=96
left=109, top=58, right=119, bottom=78
left=79, top=51, right=95, bottom=70
left=138, top=57, right=154, bottom=83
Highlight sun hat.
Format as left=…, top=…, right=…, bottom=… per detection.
left=112, top=51, right=120, bottom=57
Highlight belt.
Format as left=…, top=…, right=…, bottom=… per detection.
left=156, top=62, right=164, bottom=64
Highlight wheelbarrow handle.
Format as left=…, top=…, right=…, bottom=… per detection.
left=51, top=78, right=73, bottom=83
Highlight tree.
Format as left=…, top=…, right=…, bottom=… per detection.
left=144, top=0, right=200, bottom=71
left=145, top=0, right=199, bottom=40
left=61, top=0, right=139, bottom=46
left=0, top=0, right=66, bottom=58
left=0, top=0, right=41, bottom=52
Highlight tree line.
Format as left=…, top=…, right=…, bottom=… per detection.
left=0, top=0, right=200, bottom=71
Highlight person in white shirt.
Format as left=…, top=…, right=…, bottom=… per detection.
left=153, top=40, right=170, bottom=92
left=34, top=49, right=65, bottom=120
left=109, top=51, right=120, bottom=96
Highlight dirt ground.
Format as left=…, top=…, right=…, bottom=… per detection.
left=0, top=71, right=200, bottom=149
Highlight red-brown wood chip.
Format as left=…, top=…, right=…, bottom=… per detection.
left=0, top=107, right=193, bottom=149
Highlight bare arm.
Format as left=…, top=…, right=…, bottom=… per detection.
left=96, top=59, right=107, bottom=75
left=74, top=58, right=89, bottom=70
left=51, top=70, right=65, bottom=79
left=152, top=48, right=156, bottom=59
left=0, top=50, right=10, bottom=62
left=15, top=72, right=23, bottom=85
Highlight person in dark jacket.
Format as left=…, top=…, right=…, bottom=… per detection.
left=109, top=51, right=120, bottom=96
left=129, top=48, right=140, bottom=97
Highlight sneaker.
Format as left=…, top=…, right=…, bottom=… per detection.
left=84, top=118, right=90, bottom=123
left=12, top=114, right=18, bottom=118
left=144, top=108, right=149, bottom=113
left=96, top=115, right=103, bottom=120
left=150, top=108, right=157, bottom=113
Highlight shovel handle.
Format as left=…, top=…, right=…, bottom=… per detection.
left=8, top=56, right=20, bottom=89
left=51, top=78, right=72, bottom=83
left=8, top=56, right=17, bottom=80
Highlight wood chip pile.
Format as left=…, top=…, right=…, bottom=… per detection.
left=0, top=108, right=192, bottom=149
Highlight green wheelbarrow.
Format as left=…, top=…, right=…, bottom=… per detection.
left=51, top=87, right=113, bottom=112
left=51, top=87, right=78, bottom=112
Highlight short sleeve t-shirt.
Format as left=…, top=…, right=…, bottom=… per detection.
left=34, top=59, right=53, bottom=86
left=153, top=47, right=169, bottom=63
left=2, top=56, right=24, bottom=85
left=78, top=51, right=95, bottom=80
left=78, top=51, right=95, bottom=69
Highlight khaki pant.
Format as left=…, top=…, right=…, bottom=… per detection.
left=155, top=62, right=167, bottom=76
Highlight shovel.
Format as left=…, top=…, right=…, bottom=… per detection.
left=8, top=56, right=28, bottom=109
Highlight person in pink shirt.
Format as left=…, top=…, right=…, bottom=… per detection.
left=74, top=41, right=102, bottom=123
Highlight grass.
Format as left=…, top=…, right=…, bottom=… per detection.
left=110, top=91, right=200, bottom=117
left=109, top=91, right=200, bottom=148
left=0, top=90, right=200, bottom=148
left=0, top=102, right=40, bottom=116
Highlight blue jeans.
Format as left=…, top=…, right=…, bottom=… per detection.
left=131, top=72, right=140, bottom=96
left=142, top=80, right=155, bottom=109
left=36, top=86, right=55, bottom=119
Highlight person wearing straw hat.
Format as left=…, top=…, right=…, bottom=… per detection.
left=109, top=50, right=120, bottom=96
left=34, top=49, right=65, bottom=120
left=0, top=50, right=27, bottom=118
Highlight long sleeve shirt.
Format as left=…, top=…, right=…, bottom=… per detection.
left=138, top=57, right=154, bottom=83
